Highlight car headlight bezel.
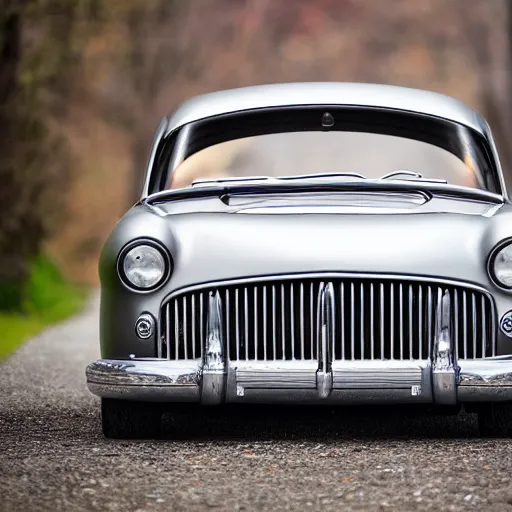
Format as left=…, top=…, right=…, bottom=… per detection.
left=117, top=239, right=172, bottom=292
left=488, top=238, right=512, bottom=290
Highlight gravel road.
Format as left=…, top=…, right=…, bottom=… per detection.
left=2, top=293, right=512, bottom=512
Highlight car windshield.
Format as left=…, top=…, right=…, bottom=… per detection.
left=169, top=131, right=485, bottom=190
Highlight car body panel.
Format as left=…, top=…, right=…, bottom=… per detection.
left=165, top=82, right=486, bottom=136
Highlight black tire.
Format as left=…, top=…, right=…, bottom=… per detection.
left=101, top=398, right=163, bottom=439
left=477, top=402, right=512, bottom=438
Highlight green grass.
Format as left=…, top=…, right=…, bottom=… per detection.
left=0, top=255, right=88, bottom=361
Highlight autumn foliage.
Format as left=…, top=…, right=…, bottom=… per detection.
left=1, top=0, right=511, bottom=296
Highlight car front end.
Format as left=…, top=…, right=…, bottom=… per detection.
left=86, top=82, right=512, bottom=437
left=87, top=184, right=512, bottom=412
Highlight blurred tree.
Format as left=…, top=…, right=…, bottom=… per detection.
left=0, top=0, right=96, bottom=310
left=453, top=0, right=512, bottom=184
left=37, top=0, right=512, bottom=285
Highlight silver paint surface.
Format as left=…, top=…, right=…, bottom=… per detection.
left=165, top=82, right=487, bottom=136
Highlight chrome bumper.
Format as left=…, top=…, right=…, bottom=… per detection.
left=87, top=287, right=512, bottom=404
left=86, top=357, right=512, bottom=404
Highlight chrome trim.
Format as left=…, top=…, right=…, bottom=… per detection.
left=290, top=283, right=294, bottom=360
left=380, top=283, right=385, bottom=358
left=432, top=289, right=457, bottom=405
left=235, top=288, right=240, bottom=360
left=370, top=282, right=374, bottom=359
left=399, top=283, right=403, bottom=360
left=183, top=295, right=188, bottom=360
left=300, top=283, right=305, bottom=359
left=483, top=202, right=504, bottom=218
left=350, top=282, right=355, bottom=360
left=408, top=284, right=413, bottom=358
left=463, top=290, right=468, bottom=358
left=390, top=282, right=394, bottom=360
left=87, top=356, right=512, bottom=403
left=360, top=282, right=365, bottom=360
left=263, top=285, right=267, bottom=360
left=459, top=356, right=512, bottom=386
left=174, top=301, right=179, bottom=360
left=235, top=361, right=317, bottom=390
left=272, top=285, right=277, bottom=359
left=244, top=287, right=249, bottom=360
left=254, top=286, right=258, bottom=359
left=135, top=313, right=155, bottom=340
left=332, top=360, right=427, bottom=391
left=140, top=117, right=167, bottom=200
left=417, top=285, right=423, bottom=359
left=501, top=310, right=512, bottom=338
left=340, top=282, right=345, bottom=359
left=201, top=291, right=226, bottom=404
left=316, top=282, right=334, bottom=398
left=161, top=272, right=495, bottom=300
left=86, top=359, right=200, bottom=402
left=192, top=294, right=196, bottom=359
left=280, top=283, right=285, bottom=360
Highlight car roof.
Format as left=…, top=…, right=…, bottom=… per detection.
left=165, top=82, right=488, bottom=136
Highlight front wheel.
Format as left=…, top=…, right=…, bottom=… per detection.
left=477, top=402, right=512, bottom=438
left=101, top=398, right=163, bottom=439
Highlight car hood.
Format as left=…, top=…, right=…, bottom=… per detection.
left=157, top=196, right=510, bottom=292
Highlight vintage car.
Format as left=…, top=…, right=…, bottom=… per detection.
left=86, top=82, right=512, bottom=438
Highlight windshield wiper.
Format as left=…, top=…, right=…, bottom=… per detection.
left=380, top=170, right=448, bottom=184
left=192, top=176, right=271, bottom=186
left=278, top=172, right=367, bottom=181
left=192, top=172, right=368, bottom=186
left=191, top=170, right=449, bottom=188
left=192, top=172, right=368, bottom=187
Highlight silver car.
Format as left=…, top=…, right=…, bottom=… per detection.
left=86, top=82, right=512, bottom=438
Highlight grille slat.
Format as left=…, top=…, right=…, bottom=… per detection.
left=399, top=283, right=403, bottom=360
left=463, top=290, right=468, bottom=359
left=272, top=285, right=277, bottom=360
left=472, top=293, right=477, bottom=358
left=254, top=287, right=258, bottom=360
left=381, top=283, right=386, bottom=359
left=244, top=287, right=249, bottom=360
left=360, top=283, right=365, bottom=361
left=370, top=283, right=375, bottom=360
left=300, top=283, right=305, bottom=359
left=263, top=285, right=268, bottom=361
left=161, top=277, right=496, bottom=362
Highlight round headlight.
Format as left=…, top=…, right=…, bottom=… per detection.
left=122, top=244, right=168, bottom=290
left=492, top=242, right=512, bottom=288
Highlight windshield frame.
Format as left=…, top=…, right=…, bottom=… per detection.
left=146, top=105, right=505, bottom=198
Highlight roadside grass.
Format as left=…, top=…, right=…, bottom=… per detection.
left=0, top=255, right=88, bottom=361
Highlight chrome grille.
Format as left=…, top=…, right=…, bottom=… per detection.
left=159, top=277, right=496, bottom=361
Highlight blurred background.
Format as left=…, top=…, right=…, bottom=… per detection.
left=1, top=0, right=512, bottom=355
